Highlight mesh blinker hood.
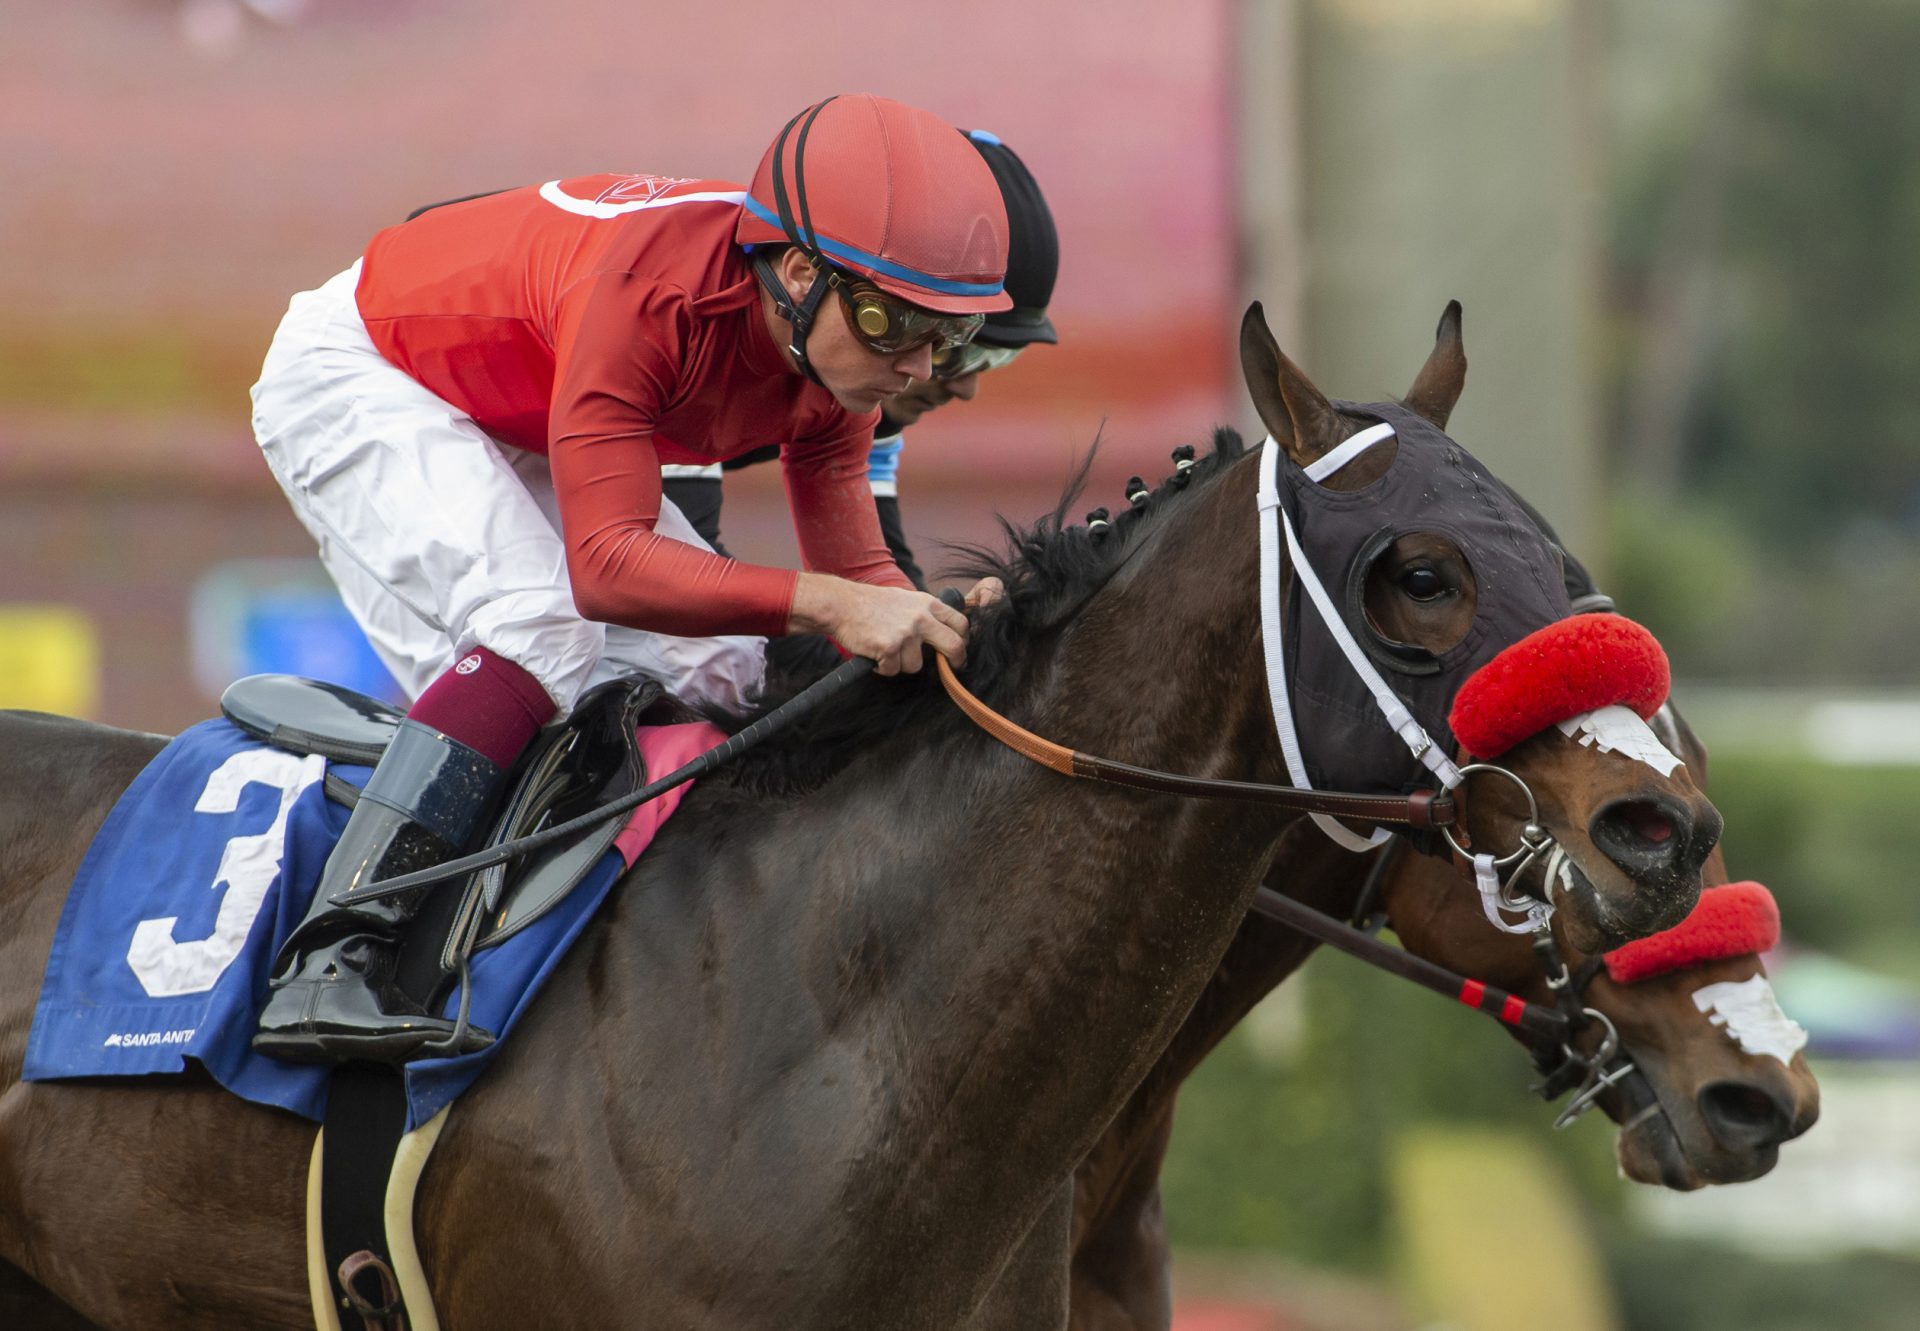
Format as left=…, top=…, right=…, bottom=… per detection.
left=1276, top=400, right=1572, bottom=792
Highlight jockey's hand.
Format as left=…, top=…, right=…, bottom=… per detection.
left=789, top=574, right=969, bottom=675
left=963, top=576, right=1006, bottom=610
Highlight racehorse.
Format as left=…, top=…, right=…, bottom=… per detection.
left=1063, top=707, right=1820, bottom=1330
left=0, top=304, right=1722, bottom=1329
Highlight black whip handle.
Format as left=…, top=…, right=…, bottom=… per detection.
left=334, top=655, right=875, bottom=904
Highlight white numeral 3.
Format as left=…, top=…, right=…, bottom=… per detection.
left=126, top=748, right=325, bottom=998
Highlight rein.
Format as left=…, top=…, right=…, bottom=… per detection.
left=1247, top=883, right=1568, bottom=1044
left=933, top=649, right=1567, bottom=932
left=932, top=656, right=1453, bottom=830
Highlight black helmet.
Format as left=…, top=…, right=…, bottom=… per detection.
left=963, top=130, right=1059, bottom=347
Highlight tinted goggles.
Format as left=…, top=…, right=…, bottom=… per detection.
left=931, top=342, right=1022, bottom=381
left=830, top=270, right=985, bottom=356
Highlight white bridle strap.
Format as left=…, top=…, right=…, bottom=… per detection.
left=1302, top=421, right=1395, bottom=483
left=1256, top=435, right=1319, bottom=803
left=1257, top=435, right=1381, bottom=849
left=1259, top=433, right=1461, bottom=852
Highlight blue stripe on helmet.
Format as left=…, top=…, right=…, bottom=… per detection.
left=966, top=129, right=1003, bottom=146
left=740, top=197, right=1005, bottom=299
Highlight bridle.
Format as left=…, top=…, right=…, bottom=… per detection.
left=926, top=421, right=1583, bottom=919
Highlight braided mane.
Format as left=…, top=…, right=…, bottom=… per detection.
left=692, top=428, right=1250, bottom=805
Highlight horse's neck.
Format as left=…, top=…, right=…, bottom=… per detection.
left=826, top=459, right=1298, bottom=1226
left=1070, top=825, right=1364, bottom=1242
left=1382, top=858, right=1540, bottom=992
left=1145, top=826, right=1359, bottom=1091
left=511, top=460, right=1308, bottom=1309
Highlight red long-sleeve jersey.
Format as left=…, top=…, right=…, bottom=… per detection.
left=353, top=173, right=911, bottom=639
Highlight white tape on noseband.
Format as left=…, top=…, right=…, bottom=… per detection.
left=1691, top=975, right=1809, bottom=1065
left=1558, top=706, right=1685, bottom=778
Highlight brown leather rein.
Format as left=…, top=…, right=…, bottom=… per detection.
left=934, top=655, right=1454, bottom=830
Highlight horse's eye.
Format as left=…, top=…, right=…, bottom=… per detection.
left=1399, top=567, right=1446, bottom=601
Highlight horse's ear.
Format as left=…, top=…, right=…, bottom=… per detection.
left=1403, top=300, right=1467, bottom=431
left=1239, top=301, right=1345, bottom=467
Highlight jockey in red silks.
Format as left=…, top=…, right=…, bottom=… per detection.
left=248, top=95, right=1011, bottom=1064
left=663, top=130, right=1060, bottom=616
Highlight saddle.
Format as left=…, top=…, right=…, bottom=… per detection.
left=220, top=673, right=681, bottom=1331
left=220, top=672, right=669, bottom=998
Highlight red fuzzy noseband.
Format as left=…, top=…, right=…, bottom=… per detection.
left=1448, top=614, right=1670, bottom=760
left=1603, top=882, right=1781, bottom=985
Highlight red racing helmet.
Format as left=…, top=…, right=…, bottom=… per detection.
left=736, top=95, right=1012, bottom=317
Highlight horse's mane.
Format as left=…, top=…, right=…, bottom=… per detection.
left=694, top=426, right=1252, bottom=805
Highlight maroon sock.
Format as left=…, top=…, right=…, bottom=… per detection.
left=406, top=646, right=557, bottom=769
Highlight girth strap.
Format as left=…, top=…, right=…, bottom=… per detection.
left=934, top=655, right=1452, bottom=829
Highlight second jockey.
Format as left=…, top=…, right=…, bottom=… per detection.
left=248, top=94, right=1010, bottom=1064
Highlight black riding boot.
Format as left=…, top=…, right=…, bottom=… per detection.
left=253, top=718, right=508, bottom=1065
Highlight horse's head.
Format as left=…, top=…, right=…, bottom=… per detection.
left=1595, top=892, right=1821, bottom=1187
left=1238, top=301, right=1720, bottom=953
left=1383, top=711, right=1818, bottom=1189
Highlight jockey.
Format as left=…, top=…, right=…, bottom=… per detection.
left=663, top=130, right=1059, bottom=605
left=247, top=94, right=1011, bottom=1064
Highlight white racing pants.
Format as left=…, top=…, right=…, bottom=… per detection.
left=250, top=262, right=766, bottom=715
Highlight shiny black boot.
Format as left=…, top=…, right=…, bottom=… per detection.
left=253, top=719, right=507, bottom=1065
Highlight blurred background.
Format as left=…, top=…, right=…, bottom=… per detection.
left=4, top=1, right=1918, bottom=1327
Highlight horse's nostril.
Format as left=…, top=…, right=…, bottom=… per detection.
left=1590, top=797, right=1693, bottom=879
left=1618, top=803, right=1674, bottom=845
left=1698, top=1080, right=1793, bottom=1151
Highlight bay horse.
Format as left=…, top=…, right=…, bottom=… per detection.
left=0, top=304, right=1721, bottom=1329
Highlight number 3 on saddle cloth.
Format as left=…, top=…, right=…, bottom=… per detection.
left=22, top=678, right=723, bottom=1132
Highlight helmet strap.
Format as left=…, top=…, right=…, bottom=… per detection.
left=752, top=97, right=845, bottom=386
left=753, top=251, right=832, bottom=387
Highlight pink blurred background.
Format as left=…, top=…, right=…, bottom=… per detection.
left=0, top=1, right=1242, bottom=726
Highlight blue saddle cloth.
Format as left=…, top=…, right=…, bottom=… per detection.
left=23, top=719, right=626, bottom=1131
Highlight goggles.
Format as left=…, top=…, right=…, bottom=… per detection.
left=829, top=269, right=985, bottom=356
left=931, top=341, right=1022, bottom=381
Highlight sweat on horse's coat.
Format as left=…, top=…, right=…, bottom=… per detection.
left=23, top=717, right=721, bottom=1129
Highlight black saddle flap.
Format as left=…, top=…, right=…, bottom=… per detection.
left=468, top=677, right=664, bottom=952
left=220, top=674, right=403, bottom=766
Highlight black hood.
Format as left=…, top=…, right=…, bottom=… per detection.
left=1275, top=400, right=1573, bottom=792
